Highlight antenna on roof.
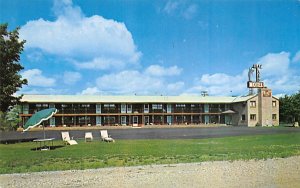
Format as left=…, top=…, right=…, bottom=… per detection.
left=201, top=91, right=208, bottom=97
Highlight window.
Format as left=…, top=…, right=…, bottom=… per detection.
left=272, top=114, right=277, bottom=120
left=23, top=104, right=29, bottom=114
left=36, top=104, right=42, bottom=107
left=78, top=116, right=90, bottom=123
left=103, top=104, right=116, bottom=113
left=144, top=104, right=149, bottom=113
left=121, top=104, right=126, bottom=113
left=250, top=114, right=256, bottom=120
left=175, top=104, right=186, bottom=108
left=152, top=104, right=163, bottom=109
left=241, top=114, right=246, bottom=121
left=272, top=101, right=276, bottom=107
left=104, top=104, right=115, bottom=108
left=104, top=116, right=115, bottom=124
left=250, top=101, right=256, bottom=107
left=81, top=104, right=90, bottom=108
left=127, top=104, right=132, bottom=113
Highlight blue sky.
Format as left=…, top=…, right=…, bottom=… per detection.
left=1, top=0, right=300, bottom=96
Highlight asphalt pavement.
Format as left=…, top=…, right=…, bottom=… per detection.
left=1, top=126, right=299, bottom=143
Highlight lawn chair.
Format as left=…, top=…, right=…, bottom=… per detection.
left=85, top=132, right=93, bottom=142
left=61, top=132, right=78, bottom=145
left=100, top=130, right=115, bottom=142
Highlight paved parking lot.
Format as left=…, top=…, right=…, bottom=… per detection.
left=1, top=126, right=299, bottom=143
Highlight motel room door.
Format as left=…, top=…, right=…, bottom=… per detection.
left=96, top=116, right=101, bottom=126
left=144, top=116, right=149, bottom=125
left=121, top=116, right=127, bottom=126
left=167, top=104, right=172, bottom=113
left=133, top=116, right=138, bottom=127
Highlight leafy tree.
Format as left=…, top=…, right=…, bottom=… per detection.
left=0, top=105, right=21, bottom=131
left=0, top=23, right=27, bottom=112
left=279, top=91, right=300, bottom=123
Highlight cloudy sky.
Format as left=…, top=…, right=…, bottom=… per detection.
left=1, top=0, right=300, bottom=96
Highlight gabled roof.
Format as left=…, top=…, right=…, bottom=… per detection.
left=20, top=94, right=256, bottom=104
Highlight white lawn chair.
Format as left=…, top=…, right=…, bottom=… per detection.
left=61, top=132, right=78, bottom=145
left=100, top=130, right=115, bottom=142
left=85, top=132, right=93, bottom=142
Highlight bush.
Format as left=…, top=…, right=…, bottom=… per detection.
left=0, top=111, right=11, bottom=131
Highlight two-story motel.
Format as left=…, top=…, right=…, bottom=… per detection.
left=19, top=88, right=279, bottom=127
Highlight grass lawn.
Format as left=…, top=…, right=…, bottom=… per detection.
left=1, top=133, right=300, bottom=174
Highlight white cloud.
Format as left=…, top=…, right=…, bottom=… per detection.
left=167, top=81, right=185, bottom=91
left=80, top=87, right=101, bottom=95
left=200, top=73, right=243, bottom=86
left=183, top=51, right=300, bottom=96
left=73, top=57, right=124, bottom=70
left=18, top=87, right=66, bottom=95
left=76, top=69, right=185, bottom=95
left=21, top=69, right=56, bottom=87
left=163, top=1, right=198, bottom=19
left=95, top=70, right=164, bottom=95
left=182, top=4, right=198, bottom=20
left=292, top=51, right=300, bottom=63
left=145, top=65, right=182, bottom=76
left=183, top=71, right=248, bottom=96
left=257, top=51, right=300, bottom=93
left=258, top=52, right=290, bottom=77
left=164, top=1, right=180, bottom=14
left=63, top=71, right=81, bottom=85
left=20, top=0, right=141, bottom=70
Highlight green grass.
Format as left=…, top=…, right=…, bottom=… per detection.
left=1, top=133, right=299, bottom=174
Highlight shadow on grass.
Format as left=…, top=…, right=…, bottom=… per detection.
left=30, top=145, right=65, bottom=151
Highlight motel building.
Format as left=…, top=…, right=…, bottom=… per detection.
left=19, top=87, right=279, bottom=128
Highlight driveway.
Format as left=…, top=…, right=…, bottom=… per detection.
left=1, top=126, right=299, bottom=143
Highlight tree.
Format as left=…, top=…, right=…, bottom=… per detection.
left=279, top=91, right=300, bottom=123
left=0, top=105, right=21, bottom=131
left=0, top=23, right=27, bottom=112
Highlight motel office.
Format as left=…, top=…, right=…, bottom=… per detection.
left=19, top=88, right=279, bottom=127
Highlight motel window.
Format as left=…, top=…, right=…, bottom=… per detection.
left=250, top=114, right=256, bottom=121
left=104, top=116, right=115, bottom=124
left=81, top=104, right=90, bottom=108
left=104, top=104, right=115, bottom=108
left=272, top=114, right=277, bottom=120
left=103, top=104, right=116, bottom=113
left=78, top=116, right=90, bottom=123
left=272, top=101, right=276, bottom=107
left=144, top=104, right=149, bottom=113
left=250, top=101, right=256, bottom=107
left=241, top=114, right=246, bottom=121
left=61, top=104, right=69, bottom=108
left=127, top=104, right=132, bottom=113
left=36, top=104, right=42, bottom=107
left=42, top=104, right=48, bottom=107
left=152, top=104, right=163, bottom=109
left=175, top=104, right=186, bottom=108
left=121, top=104, right=126, bottom=113
left=23, top=104, right=29, bottom=114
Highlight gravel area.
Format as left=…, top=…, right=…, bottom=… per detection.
left=1, top=156, right=299, bottom=188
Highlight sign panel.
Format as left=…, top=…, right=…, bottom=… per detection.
left=263, top=89, right=272, bottom=97
left=247, top=81, right=264, bottom=88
